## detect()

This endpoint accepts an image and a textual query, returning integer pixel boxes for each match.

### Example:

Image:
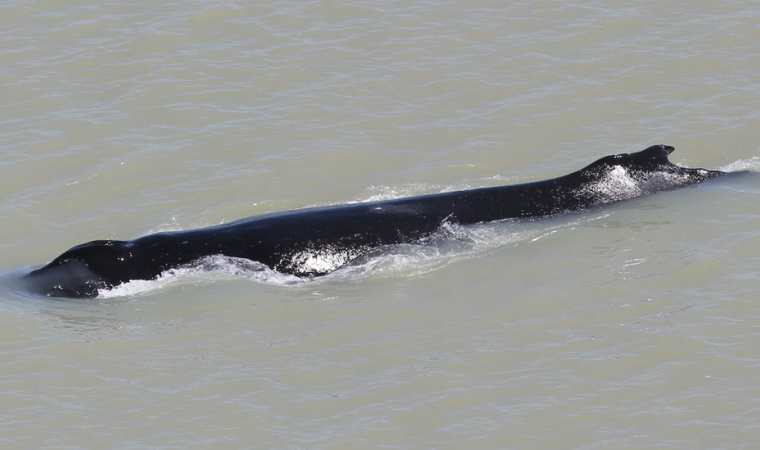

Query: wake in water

[719,156,760,173]
[99,213,603,299]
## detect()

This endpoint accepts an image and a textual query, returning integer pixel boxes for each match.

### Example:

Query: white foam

[587,166,643,202]
[95,214,602,299]
[279,245,362,275]
[720,157,760,172]
[575,166,711,206]
[350,177,512,203]
[351,184,442,203]
[97,255,303,299]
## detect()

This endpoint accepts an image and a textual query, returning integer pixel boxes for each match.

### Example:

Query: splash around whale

[22,145,725,299]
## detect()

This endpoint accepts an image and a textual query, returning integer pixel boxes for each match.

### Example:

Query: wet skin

[22,145,726,298]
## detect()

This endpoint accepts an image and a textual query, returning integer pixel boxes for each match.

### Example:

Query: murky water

[2,0,760,448]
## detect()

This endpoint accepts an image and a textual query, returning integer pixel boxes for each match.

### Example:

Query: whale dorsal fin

[629,144,675,165]
[581,144,677,174]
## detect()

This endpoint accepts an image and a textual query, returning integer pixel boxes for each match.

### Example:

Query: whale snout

[21,259,107,298]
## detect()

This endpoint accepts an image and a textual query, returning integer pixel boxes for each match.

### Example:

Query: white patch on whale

[577,166,710,206]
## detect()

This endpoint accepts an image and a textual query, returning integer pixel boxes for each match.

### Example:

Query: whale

[22,144,725,298]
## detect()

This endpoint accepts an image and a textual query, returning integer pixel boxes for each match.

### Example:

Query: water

[2,0,760,448]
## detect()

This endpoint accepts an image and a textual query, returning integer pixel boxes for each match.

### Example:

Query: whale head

[20,236,178,298]
[21,240,134,298]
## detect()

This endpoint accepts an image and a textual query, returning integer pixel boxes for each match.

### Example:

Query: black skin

[22,145,725,298]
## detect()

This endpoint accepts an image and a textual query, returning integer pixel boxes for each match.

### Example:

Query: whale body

[22,145,725,298]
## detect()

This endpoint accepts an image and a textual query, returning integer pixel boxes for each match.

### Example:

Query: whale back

[21,145,727,298]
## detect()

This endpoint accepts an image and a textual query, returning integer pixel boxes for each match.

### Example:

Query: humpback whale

[22,145,725,298]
